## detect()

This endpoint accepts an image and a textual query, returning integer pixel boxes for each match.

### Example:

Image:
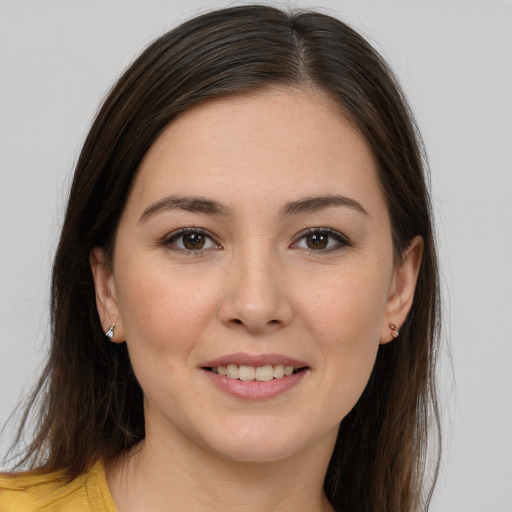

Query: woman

[0,5,440,511]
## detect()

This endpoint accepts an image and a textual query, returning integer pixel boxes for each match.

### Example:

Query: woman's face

[92,87,421,463]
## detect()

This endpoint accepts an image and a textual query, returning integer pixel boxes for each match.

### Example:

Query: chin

[210,439,305,464]
[196,417,335,464]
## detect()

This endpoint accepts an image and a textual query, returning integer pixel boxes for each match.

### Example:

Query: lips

[202,352,308,369]
[201,353,309,398]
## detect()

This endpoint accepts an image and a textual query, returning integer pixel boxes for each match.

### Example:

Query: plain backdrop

[1,1,511,510]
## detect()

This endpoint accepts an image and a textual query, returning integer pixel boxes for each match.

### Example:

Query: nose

[218,247,293,334]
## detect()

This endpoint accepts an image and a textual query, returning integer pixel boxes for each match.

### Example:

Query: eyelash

[162,227,352,254]
[291,228,352,253]
[162,228,221,255]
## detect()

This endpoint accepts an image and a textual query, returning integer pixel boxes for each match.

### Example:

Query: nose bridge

[220,238,292,332]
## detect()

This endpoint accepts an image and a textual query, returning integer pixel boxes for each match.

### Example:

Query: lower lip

[203,369,308,399]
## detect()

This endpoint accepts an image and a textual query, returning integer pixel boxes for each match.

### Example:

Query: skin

[91,87,422,512]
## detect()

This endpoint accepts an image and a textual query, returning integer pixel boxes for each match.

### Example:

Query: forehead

[127,87,385,218]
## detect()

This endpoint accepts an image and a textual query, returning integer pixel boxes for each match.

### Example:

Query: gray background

[1,1,511,510]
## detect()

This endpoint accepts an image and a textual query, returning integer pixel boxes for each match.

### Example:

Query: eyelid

[162,227,222,253]
[290,227,352,252]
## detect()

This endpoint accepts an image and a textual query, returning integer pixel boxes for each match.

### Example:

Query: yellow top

[0,460,118,512]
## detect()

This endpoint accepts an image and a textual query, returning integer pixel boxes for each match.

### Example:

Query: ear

[89,247,125,343]
[380,236,423,344]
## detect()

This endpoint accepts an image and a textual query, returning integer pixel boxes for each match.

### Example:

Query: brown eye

[292,229,350,252]
[305,233,329,250]
[183,232,206,250]
[165,229,219,252]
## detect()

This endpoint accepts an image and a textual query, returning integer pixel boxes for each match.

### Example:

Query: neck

[107,424,337,512]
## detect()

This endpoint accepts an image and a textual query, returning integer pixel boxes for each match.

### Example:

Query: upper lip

[201,352,309,368]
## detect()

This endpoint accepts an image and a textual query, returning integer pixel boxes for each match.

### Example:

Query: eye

[164,228,220,252]
[291,228,351,252]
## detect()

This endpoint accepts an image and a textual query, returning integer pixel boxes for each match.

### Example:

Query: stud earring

[105,324,116,340]
[389,322,400,339]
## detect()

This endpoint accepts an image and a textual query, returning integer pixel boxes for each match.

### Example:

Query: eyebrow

[139,195,233,222]
[281,195,369,217]
[139,193,369,223]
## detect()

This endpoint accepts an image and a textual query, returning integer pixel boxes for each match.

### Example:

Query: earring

[105,324,116,340]
[389,322,400,339]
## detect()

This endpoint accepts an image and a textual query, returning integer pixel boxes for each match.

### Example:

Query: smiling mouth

[204,364,306,382]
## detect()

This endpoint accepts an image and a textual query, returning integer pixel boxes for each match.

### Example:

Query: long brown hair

[6,6,441,511]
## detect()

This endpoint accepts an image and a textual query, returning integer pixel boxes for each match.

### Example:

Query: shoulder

[0,460,118,512]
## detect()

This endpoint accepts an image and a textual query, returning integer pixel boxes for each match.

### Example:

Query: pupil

[307,233,328,249]
[183,233,205,250]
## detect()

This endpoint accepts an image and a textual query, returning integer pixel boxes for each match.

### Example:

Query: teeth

[273,365,285,379]
[239,365,255,381]
[226,364,238,379]
[211,364,298,381]
[255,365,274,381]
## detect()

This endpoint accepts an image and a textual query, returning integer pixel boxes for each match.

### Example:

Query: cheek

[298,265,389,413]
[302,265,389,345]
[114,271,213,408]
[115,262,218,361]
